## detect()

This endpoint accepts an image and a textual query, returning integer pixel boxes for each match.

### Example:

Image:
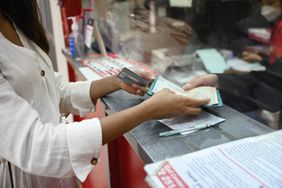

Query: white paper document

[196,49,229,73]
[152,76,185,95]
[145,130,282,188]
[169,0,193,7]
[227,58,266,72]
[79,67,102,81]
[160,111,225,135]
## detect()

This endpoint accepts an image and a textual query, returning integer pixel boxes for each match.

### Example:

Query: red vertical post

[107,136,149,188]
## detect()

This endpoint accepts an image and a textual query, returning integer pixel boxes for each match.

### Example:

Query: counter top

[103,90,273,163]
[64,52,273,164]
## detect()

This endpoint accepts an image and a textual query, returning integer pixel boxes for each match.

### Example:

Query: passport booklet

[147,76,223,108]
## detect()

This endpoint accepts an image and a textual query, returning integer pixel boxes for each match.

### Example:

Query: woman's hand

[119,71,155,96]
[100,88,209,144]
[182,74,218,91]
[143,89,209,119]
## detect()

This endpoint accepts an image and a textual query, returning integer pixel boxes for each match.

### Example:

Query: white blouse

[0,27,102,188]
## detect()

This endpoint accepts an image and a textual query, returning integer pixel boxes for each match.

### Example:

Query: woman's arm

[89,74,151,105]
[0,71,208,181]
[100,89,209,144]
[89,74,210,144]
[0,72,101,181]
[89,75,121,105]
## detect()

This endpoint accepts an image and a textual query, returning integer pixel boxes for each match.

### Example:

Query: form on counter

[145,130,282,188]
[159,111,225,135]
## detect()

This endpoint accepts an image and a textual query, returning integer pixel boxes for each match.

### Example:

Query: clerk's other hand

[144,89,209,119]
[242,51,263,62]
[183,74,218,91]
[119,71,155,96]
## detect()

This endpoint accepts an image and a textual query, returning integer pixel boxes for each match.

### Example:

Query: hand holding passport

[148,76,223,107]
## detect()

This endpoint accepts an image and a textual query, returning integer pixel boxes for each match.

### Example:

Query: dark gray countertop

[103,90,273,164]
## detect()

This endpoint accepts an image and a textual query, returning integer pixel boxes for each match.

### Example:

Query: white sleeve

[54,72,95,116]
[0,73,102,182]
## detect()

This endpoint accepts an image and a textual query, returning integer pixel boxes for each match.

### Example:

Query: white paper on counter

[145,130,282,188]
[159,111,225,135]
[79,67,102,81]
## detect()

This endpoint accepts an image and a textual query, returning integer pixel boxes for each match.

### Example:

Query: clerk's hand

[143,89,209,119]
[242,51,263,62]
[183,74,218,91]
[119,71,154,96]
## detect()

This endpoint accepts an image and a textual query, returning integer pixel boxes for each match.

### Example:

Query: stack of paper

[145,130,282,188]
[149,76,222,107]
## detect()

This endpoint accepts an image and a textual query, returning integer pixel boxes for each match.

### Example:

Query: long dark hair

[0,0,49,53]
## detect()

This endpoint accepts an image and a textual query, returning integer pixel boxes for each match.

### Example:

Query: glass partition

[92,0,282,128]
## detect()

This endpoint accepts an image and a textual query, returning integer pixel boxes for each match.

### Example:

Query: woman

[0,0,208,188]
[242,0,282,65]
